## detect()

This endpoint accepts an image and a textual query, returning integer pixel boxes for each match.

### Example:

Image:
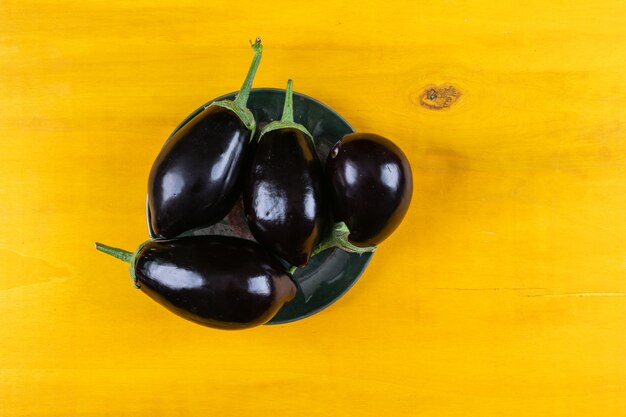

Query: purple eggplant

[95,236,296,330]
[148,39,263,239]
[243,80,329,267]
[326,133,413,247]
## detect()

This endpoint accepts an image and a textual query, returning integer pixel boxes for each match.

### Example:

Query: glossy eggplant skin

[244,128,329,267]
[326,133,413,247]
[133,235,296,330]
[148,105,251,239]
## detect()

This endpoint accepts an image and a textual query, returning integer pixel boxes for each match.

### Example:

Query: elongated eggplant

[326,133,413,247]
[243,80,329,267]
[95,236,296,329]
[148,39,263,239]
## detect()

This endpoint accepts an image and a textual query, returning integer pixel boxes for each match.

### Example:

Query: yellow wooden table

[2,1,625,415]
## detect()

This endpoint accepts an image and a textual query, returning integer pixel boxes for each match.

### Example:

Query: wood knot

[418,84,461,110]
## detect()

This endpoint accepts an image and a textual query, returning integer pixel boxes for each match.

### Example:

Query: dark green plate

[147,88,373,324]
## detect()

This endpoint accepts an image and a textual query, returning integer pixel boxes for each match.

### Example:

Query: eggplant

[148,39,263,239]
[243,80,329,267]
[95,236,296,329]
[326,133,413,247]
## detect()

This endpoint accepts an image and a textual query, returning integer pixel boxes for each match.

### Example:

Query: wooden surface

[1,1,626,416]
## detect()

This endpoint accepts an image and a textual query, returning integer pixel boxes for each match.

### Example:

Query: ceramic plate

[147,88,373,324]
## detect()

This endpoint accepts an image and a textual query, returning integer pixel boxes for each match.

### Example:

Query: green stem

[312,222,377,257]
[95,242,132,263]
[95,241,144,288]
[281,79,294,123]
[288,222,376,275]
[258,79,312,140]
[233,38,263,108]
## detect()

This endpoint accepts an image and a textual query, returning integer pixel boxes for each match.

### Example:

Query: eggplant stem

[233,37,263,108]
[281,79,295,123]
[257,79,312,141]
[287,265,298,275]
[95,242,132,263]
[311,222,377,257]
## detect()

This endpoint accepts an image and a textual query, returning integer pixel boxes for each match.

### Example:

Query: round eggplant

[326,133,413,247]
[95,236,296,330]
[148,39,263,239]
[243,80,329,267]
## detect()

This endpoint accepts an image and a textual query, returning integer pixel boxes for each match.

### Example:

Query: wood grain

[1,0,625,415]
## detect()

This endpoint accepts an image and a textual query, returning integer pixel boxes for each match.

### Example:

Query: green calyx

[259,79,312,140]
[95,241,150,288]
[208,37,263,134]
[288,222,376,276]
[311,222,377,257]
[210,101,256,133]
